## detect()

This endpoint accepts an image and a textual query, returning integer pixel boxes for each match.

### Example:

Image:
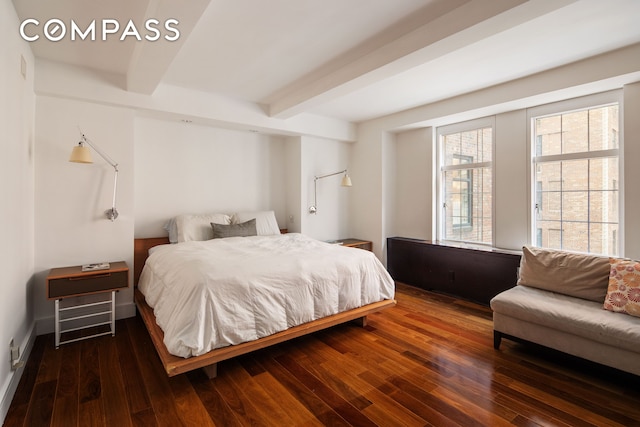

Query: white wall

[134,117,288,237]
[351,125,385,258]
[284,137,302,233]
[0,4,35,423]
[300,136,353,241]
[623,81,640,259]
[494,110,528,250]
[381,131,396,262]
[34,96,136,334]
[133,118,353,242]
[393,128,433,241]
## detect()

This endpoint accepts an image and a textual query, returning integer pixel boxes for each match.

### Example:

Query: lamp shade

[69,145,93,163]
[341,174,352,187]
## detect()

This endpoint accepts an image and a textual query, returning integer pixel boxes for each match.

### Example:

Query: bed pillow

[211,219,257,239]
[232,211,280,236]
[175,213,232,242]
[163,218,178,243]
[603,258,640,317]
[517,246,610,302]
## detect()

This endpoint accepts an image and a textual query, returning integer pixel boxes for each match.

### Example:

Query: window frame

[527,90,623,256]
[451,154,474,228]
[436,116,495,246]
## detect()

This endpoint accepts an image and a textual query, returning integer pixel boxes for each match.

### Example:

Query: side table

[336,238,372,251]
[46,261,129,348]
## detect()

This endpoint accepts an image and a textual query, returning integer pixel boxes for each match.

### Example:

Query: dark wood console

[387,237,521,305]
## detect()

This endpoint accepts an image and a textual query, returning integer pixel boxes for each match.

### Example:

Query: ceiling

[12,0,640,123]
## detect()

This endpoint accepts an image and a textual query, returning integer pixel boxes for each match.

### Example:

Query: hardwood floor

[5,283,640,426]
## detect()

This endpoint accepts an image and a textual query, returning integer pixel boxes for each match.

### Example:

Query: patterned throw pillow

[603,258,640,317]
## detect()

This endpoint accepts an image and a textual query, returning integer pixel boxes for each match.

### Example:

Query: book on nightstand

[81,262,111,272]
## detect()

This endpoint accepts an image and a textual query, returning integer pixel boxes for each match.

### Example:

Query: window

[531,97,620,256]
[438,119,493,245]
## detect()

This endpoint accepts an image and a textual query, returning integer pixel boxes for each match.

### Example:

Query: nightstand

[46,261,129,348]
[336,238,372,251]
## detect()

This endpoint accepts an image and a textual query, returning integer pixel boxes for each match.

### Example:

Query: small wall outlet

[10,338,25,370]
[289,215,294,224]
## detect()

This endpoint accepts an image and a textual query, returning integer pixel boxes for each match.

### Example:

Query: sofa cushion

[604,258,640,318]
[517,246,610,302]
[491,285,640,354]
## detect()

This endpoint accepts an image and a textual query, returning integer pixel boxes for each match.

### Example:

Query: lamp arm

[81,134,119,172]
[314,169,347,181]
[310,169,349,214]
[79,132,119,221]
[112,169,118,210]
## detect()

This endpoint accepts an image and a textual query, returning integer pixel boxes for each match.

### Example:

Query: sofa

[490,246,640,376]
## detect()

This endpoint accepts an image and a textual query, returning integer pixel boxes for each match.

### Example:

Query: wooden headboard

[134,237,169,286]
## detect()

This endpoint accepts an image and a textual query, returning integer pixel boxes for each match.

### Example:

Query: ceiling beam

[126,0,211,94]
[265,0,578,119]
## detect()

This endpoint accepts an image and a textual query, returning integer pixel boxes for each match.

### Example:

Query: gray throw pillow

[211,219,257,239]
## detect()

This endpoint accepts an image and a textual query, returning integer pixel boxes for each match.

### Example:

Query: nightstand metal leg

[110,290,116,336]
[54,299,60,349]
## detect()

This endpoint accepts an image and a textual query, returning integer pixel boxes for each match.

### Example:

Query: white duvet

[138,233,395,358]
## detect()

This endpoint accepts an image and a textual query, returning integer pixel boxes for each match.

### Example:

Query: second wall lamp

[69,130,120,221]
[309,169,352,214]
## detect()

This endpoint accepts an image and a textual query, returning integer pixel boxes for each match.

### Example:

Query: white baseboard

[0,323,36,425]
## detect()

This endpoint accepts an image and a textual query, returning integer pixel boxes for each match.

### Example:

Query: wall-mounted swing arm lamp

[69,131,120,221]
[309,169,352,214]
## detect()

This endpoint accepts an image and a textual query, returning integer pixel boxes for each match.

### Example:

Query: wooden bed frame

[133,237,396,378]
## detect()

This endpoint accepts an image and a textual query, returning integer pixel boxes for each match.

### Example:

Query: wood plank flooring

[4,283,640,426]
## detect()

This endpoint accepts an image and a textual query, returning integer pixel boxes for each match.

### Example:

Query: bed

[133,211,396,378]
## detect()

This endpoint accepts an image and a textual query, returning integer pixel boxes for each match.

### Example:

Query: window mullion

[534,149,618,163]
[442,161,492,171]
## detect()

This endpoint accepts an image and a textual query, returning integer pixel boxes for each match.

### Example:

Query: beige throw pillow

[517,246,610,302]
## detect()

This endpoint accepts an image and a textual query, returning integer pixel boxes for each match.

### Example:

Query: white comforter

[138,233,395,357]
